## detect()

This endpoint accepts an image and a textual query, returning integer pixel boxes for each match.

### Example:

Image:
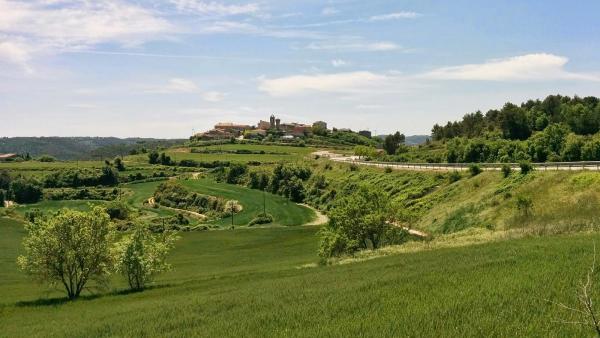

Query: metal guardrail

[336,159,600,171]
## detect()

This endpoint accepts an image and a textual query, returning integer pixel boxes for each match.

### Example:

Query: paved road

[313,151,600,172]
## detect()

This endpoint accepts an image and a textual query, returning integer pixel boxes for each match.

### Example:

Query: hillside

[0,137,185,160]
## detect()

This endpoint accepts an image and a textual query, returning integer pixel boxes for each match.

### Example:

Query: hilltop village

[194,115,330,140]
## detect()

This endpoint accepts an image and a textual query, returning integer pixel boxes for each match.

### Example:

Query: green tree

[148,151,160,164]
[561,133,585,161]
[0,189,5,207]
[319,185,400,259]
[114,224,177,291]
[17,207,116,299]
[383,132,406,155]
[114,157,126,171]
[9,178,43,204]
[354,145,377,159]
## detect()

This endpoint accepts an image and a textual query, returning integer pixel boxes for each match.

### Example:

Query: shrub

[501,164,512,178]
[0,189,5,207]
[17,207,116,299]
[448,171,462,183]
[105,200,131,220]
[114,157,126,171]
[248,213,274,226]
[24,208,44,223]
[516,196,533,216]
[38,155,56,162]
[519,161,534,175]
[469,164,482,177]
[349,163,359,171]
[384,167,393,173]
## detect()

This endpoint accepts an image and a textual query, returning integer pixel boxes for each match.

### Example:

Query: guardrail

[334,158,600,171]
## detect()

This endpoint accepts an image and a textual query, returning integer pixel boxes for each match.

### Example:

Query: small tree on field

[114,224,178,291]
[148,151,160,164]
[17,207,116,299]
[225,200,241,228]
[114,157,126,171]
[520,161,534,175]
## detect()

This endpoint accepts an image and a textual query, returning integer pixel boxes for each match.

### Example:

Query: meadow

[1,214,599,337]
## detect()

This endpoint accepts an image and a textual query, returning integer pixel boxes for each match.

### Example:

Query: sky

[1,0,600,138]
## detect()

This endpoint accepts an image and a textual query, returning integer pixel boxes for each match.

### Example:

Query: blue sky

[1,0,599,138]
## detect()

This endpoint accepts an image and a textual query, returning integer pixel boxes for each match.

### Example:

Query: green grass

[1,215,600,337]
[180,178,315,226]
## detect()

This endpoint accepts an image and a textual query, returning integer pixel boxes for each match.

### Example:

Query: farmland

[3,142,600,337]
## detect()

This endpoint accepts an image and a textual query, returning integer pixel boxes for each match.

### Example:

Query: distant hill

[404,135,430,145]
[376,135,430,146]
[0,137,185,160]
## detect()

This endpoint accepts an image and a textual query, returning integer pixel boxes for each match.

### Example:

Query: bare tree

[547,244,600,336]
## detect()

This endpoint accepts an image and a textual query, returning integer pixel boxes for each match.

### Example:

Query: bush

[349,163,359,172]
[105,200,131,220]
[248,213,274,226]
[519,161,534,175]
[384,167,393,173]
[24,208,44,223]
[501,164,512,178]
[516,196,533,216]
[38,155,56,162]
[0,189,5,207]
[469,164,482,177]
[448,171,462,183]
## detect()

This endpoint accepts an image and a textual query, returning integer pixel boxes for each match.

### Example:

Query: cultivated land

[3,143,600,336]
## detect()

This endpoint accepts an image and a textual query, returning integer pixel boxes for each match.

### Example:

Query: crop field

[1,214,599,337]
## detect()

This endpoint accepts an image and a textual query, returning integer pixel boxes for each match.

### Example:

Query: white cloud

[0,0,174,72]
[166,78,199,92]
[169,0,260,16]
[369,12,420,21]
[0,38,32,73]
[306,41,400,52]
[321,7,339,16]
[148,78,225,101]
[259,71,388,96]
[422,53,600,81]
[202,91,226,102]
[331,59,349,67]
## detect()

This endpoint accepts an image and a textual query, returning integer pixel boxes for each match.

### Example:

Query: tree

[17,207,116,299]
[0,189,5,207]
[354,145,377,159]
[100,165,119,186]
[114,224,177,291]
[0,170,11,190]
[319,185,401,259]
[148,151,160,164]
[383,132,406,155]
[224,200,241,228]
[159,152,172,166]
[114,157,126,171]
[9,178,43,204]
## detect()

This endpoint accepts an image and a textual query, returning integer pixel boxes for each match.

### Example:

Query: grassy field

[180,178,315,226]
[1,215,599,337]
[126,144,317,165]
